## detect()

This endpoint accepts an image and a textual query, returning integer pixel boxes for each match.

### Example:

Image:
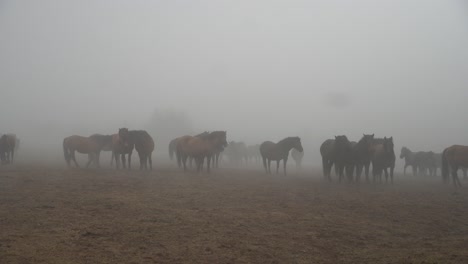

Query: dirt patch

[1,165,467,263]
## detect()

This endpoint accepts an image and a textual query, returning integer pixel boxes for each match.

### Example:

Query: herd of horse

[2,128,468,187]
[0,134,19,165]
[62,128,154,170]
[320,134,396,183]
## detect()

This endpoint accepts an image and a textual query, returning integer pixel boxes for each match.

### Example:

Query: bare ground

[1,165,468,264]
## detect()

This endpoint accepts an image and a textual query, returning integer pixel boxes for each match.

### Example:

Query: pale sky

[1,1,468,163]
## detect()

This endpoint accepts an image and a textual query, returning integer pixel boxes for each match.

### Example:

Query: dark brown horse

[63,134,111,168]
[111,133,134,169]
[370,137,395,183]
[351,134,375,182]
[119,128,155,170]
[0,134,16,164]
[176,131,227,173]
[441,145,468,187]
[260,137,303,175]
[320,136,353,182]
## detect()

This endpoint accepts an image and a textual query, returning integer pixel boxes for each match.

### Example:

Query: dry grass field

[1,165,468,263]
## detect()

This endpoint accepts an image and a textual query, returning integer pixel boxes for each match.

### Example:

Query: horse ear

[390,137,393,141]
[335,136,337,139]
[384,136,387,140]
[372,134,374,137]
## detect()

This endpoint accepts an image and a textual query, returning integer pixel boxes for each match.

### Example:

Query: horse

[119,128,155,170]
[400,147,437,177]
[170,132,211,168]
[400,147,418,176]
[440,145,468,187]
[63,134,111,168]
[415,151,437,176]
[433,152,466,178]
[111,133,134,169]
[348,134,375,182]
[98,134,115,166]
[176,131,227,173]
[291,148,304,171]
[210,145,224,169]
[0,134,16,164]
[260,137,303,175]
[370,137,395,183]
[320,136,353,182]
[247,144,261,164]
[225,141,249,166]
[168,137,179,161]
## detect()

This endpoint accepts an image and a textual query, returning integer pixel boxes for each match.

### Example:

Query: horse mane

[207,131,226,139]
[277,137,299,146]
[194,131,209,137]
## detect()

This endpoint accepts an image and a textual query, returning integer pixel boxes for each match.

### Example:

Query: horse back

[178,136,207,156]
[63,135,96,153]
[260,141,285,160]
[445,145,468,167]
[134,131,154,154]
[319,139,334,159]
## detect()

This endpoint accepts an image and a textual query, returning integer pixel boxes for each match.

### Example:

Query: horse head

[383,137,394,154]
[210,131,227,148]
[118,128,130,147]
[334,135,352,154]
[400,146,409,159]
[292,137,303,152]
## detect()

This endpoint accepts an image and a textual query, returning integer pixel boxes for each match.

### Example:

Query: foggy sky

[1,1,468,164]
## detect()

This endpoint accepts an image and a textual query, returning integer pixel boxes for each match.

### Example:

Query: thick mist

[1,1,468,166]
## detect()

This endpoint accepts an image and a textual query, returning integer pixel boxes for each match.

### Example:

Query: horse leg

[128,153,132,169]
[384,168,388,183]
[276,160,280,174]
[86,153,94,168]
[268,159,272,174]
[207,155,212,173]
[72,151,79,168]
[403,164,407,176]
[121,154,127,169]
[262,157,267,173]
[356,164,363,182]
[115,153,120,169]
[451,165,460,187]
[283,158,288,176]
[139,153,143,170]
[364,163,370,182]
[182,155,188,172]
[96,152,101,168]
[149,153,153,170]
[322,158,328,179]
[390,166,394,184]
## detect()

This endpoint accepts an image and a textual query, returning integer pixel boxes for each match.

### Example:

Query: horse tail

[63,139,71,166]
[441,148,449,183]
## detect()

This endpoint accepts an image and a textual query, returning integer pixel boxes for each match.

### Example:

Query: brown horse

[320,136,353,182]
[168,137,179,161]
[119,128,155,170]
[441,145,468,187]
[260,137,303,175]
[370,137,395,183]
[63,134,111,168]
[0,134,17,164]
[176,131,227,173]
[111,133,134,169]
